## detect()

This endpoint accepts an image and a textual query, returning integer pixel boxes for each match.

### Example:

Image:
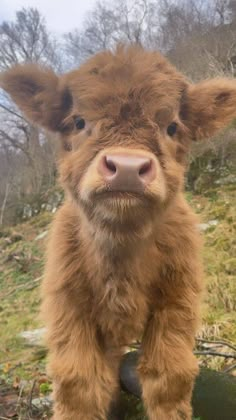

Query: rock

[23,204,33,219]
[215,174,236,185]
[32,395,52,409]
[31,393,126,419]
[198,220,218,231]
[35,230,48,241]
[19,328,46,346]
[120,351,236,420]
[41,191,63,213]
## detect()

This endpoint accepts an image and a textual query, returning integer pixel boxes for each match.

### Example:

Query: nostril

[139,160,152,177]
[105,156,117,174]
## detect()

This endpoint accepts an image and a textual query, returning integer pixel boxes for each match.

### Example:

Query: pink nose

[98,153,156,192]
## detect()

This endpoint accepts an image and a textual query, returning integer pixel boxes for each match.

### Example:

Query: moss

[40,381,53,395]
[120,392,147,419]
[29,211,53,228]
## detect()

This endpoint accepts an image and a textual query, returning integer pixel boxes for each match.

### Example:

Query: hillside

[0,184,235,419]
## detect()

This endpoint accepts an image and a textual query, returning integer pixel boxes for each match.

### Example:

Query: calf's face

[57,49,189,232]
[1,46,236,236]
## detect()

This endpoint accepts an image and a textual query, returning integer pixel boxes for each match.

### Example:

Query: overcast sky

[0,0,97,34]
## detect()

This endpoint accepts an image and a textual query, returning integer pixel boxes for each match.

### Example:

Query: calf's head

[1,46,236,238]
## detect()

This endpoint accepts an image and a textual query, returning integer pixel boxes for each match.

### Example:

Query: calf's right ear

[0,64,72,132]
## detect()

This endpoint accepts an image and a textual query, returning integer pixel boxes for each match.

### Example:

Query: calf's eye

[75,116,86,130]
[167,122,178,137]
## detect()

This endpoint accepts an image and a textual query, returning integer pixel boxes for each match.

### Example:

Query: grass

[0,216,50,405]
[191,186,236,345]
[0,184,235,418]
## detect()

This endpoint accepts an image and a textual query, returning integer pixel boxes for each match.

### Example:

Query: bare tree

[0,178,11,226]
[0,8,61,70]
[0,8,62,225]
[63,0,161,66]
[215,0,231,25]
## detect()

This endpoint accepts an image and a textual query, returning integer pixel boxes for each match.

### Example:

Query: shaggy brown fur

[2,45,236,420]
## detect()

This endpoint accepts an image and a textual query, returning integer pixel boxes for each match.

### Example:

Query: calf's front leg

[47,323,120,420]
[138,297,199,420]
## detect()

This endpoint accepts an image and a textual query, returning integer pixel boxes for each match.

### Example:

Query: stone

[198,220,218,231]
[35,231,48,241]
[19,328,46,346]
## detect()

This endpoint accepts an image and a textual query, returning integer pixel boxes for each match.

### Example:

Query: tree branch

[0,103,26,121]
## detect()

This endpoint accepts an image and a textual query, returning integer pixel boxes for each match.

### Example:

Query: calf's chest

[91,267,152,345]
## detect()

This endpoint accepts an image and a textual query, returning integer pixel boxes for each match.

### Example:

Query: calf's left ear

[181,79,236,141]
[0,64,72,132]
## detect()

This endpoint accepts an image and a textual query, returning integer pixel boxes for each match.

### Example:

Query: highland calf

[2,46,236,420]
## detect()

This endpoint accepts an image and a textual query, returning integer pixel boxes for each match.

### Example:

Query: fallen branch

[127,339,236,358]
[16,382,25,413]
[196,338,236,352]
[28,379,37,418]
[194,351,236,358]
[0,103,26,121]
[224,363,236,373]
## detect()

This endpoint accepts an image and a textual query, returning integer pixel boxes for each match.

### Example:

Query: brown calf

[1,45,236,420]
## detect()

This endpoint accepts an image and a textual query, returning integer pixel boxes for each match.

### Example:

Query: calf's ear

[181,79,236,140]
[0,64,72,132]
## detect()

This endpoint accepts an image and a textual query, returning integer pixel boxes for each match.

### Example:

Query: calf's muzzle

[98,153,156,193]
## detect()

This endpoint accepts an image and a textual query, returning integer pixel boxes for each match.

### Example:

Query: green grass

[0,215,50,389]
[190,186,236,344]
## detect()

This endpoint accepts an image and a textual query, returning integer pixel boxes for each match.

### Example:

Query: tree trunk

[0,181,10,226]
